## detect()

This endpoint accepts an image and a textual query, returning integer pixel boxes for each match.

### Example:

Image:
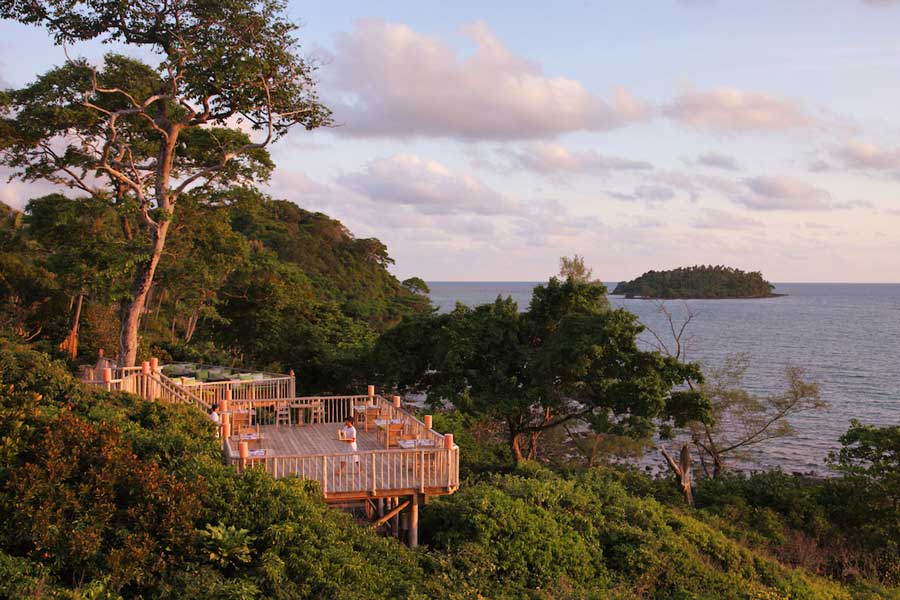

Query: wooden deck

[224,423,459,502]
[226,422,386,457]
[79,357,460,507]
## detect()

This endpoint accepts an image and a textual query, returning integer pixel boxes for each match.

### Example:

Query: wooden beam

[372,499,410,528]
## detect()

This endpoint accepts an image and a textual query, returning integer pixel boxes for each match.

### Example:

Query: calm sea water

[427,282,900,474]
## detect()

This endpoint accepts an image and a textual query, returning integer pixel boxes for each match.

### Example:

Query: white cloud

[494,142,653,175]
[663,87,819,133]
[338,154,517,216]
[736,176,834,210]
[808,159,832,173]
[607,184,676,203]
[833,140,900,170]
[693,208,763,230]
[324,19,651,140]
[694,151,741,171]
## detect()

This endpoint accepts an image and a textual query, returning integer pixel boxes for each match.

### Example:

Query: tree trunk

[661,444,694,507]
[510,431,524,463]
[69,290,84,360]
[117,220,170,367]
[184,304,200,343]
[526,430,541,460]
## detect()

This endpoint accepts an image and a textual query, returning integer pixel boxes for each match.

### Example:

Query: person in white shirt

[337,417,361,475]
[209,404,221,437]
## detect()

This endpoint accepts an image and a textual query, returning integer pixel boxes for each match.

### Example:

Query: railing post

[102,367,112,392]
[239,440,249,473]
[150,356,159,373]
[141,361,150,400]
[372,453,377,495]
[424,415,433,430]
[420,450,426,493]
[367,385,375,404]
[444,434,454,487]
[322,455,328,495]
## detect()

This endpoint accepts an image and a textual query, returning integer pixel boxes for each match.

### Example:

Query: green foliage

[374,277,706,463]
[2,185,430,390]
[613,265,775,299]
[0,339,895,598]
[423,464,861,599]
[199,523,256,569]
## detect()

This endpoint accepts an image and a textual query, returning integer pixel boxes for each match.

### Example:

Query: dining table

[396,438,436,449]
[374,418,403,447]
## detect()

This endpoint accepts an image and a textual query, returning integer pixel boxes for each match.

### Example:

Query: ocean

[427,282,900,474]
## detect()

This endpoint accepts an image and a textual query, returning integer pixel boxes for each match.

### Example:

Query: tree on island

[614,265,776,299]
[0,0,331,367]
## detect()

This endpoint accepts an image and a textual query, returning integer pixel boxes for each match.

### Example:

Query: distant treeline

[613,265,776,299]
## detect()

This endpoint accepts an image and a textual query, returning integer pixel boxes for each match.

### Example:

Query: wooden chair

[385,423,403,448]
[308,402,325,424]
[364,406,380,432]
[231,409,252,431]
[275,404,291,427]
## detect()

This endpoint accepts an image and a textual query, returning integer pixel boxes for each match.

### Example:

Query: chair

[275,404,291,427]
[308,402,325,424]
[231,409,252,431]
[385,423,403,448]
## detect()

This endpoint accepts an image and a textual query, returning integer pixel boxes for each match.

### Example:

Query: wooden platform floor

[223,423,458,501]
[226,423,389,458]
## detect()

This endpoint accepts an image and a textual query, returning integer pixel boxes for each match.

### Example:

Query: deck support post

[390,497,399,537]
[409,494,419,547]
[399,507,408,542]
[377,498,384,517]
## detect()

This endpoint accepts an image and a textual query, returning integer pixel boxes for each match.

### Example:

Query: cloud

[663,87,819,133]
[693,208,763,230]
[808,159,832,173]
[494,142,653,175]
[338,154,518,216]
[833,140,900,170]
[736,176,834,210]
[607,184,676,203]
[694,151,740,171]
[324,19,652,140]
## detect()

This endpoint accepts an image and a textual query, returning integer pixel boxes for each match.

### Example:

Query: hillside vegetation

[0,190,429,392]
[1,338,896,599]
[613,266,776,299]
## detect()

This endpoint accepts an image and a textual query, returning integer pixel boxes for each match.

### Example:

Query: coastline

[613,293,788,300]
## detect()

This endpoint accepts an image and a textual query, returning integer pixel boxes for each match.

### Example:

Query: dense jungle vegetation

[0,193,430,392]
[0,338,898,599]
[613,266,777,299]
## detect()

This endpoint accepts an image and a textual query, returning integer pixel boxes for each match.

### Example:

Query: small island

[612,265,780,299]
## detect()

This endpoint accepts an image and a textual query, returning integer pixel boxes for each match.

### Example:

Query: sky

[2,1,900,282]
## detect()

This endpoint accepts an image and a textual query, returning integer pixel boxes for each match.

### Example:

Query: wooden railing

[179,375,294,407]
[229,445,460,496]
[81,368,209,411]
[225,394,444,446]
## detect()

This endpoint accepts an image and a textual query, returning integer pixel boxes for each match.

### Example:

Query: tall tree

[0,0,331,366]
[375,277,707,463]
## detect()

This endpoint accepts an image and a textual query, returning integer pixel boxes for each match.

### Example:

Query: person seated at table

[337,417,361,475]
